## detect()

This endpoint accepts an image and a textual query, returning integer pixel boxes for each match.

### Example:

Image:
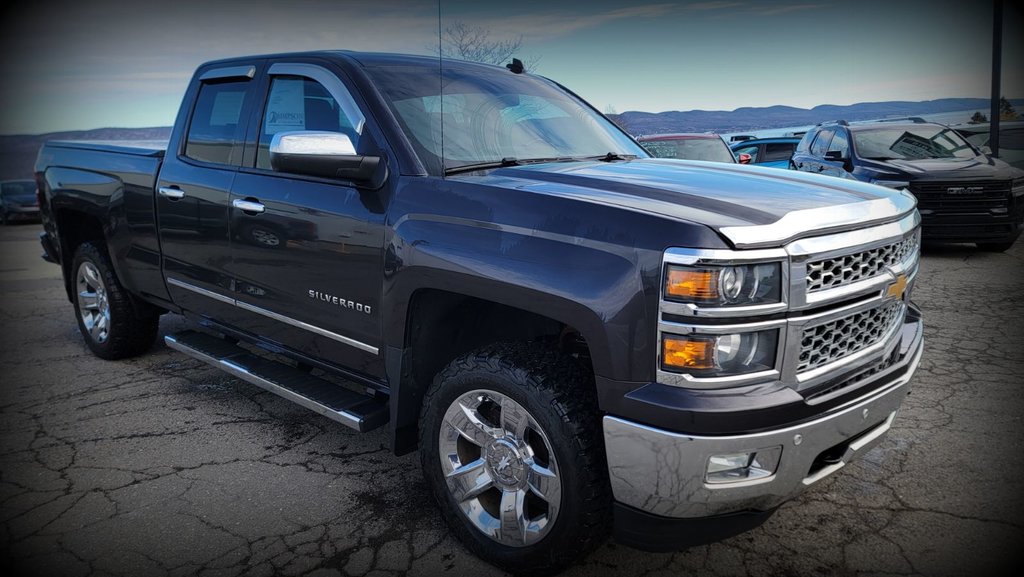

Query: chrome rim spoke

[447,400,501,447]
[90,314,106,340]
[83,263,101,287]
[446,458,493,502]
[78,291,100,310]
[499,488,528,546]
[526,462,560,504]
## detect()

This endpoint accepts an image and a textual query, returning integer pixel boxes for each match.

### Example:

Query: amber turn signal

[665,268,718,301]
[662,336,716,370]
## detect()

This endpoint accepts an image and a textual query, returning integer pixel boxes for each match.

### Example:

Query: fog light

[705,446,782,484]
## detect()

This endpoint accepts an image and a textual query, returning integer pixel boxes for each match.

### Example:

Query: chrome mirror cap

[269,131,357,156]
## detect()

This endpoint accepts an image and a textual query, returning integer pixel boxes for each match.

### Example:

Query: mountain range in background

[2,98,1021,181]
[608,97,1023,136]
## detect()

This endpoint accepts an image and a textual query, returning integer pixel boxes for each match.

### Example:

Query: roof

[729,137,801,146]
[199,50,514,74]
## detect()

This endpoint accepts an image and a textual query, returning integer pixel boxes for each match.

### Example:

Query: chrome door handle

[158,186,186,200]
[232,198,265,214]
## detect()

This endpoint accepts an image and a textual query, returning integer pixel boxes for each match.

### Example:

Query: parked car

[730,137,801,169]
[638,133,749,164]
[952,121,1024,170]
[0,179,40,224]
[791,118,1024,251]
[37,51,924,574]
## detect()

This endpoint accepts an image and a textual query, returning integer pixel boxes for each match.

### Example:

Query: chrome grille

[798,301,904,373]
[806,234,918,292]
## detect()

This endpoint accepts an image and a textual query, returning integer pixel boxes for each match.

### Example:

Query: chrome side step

[165,330,388,433]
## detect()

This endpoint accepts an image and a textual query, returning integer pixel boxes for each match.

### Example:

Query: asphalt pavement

[1,221,1022,577]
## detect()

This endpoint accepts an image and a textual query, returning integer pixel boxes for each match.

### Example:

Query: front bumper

[604,323,922,527]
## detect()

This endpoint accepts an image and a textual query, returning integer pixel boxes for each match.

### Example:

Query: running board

[165,330,388,433]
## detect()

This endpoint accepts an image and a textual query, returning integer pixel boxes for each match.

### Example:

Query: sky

[0,0,1020,134]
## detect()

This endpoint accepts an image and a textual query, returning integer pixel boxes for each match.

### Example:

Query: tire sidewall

[70,242,159,360]
[420,353,603,573]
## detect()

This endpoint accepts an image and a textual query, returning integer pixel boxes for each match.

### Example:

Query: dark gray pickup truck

[36,51,924,574]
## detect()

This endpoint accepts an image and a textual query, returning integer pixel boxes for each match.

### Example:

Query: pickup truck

[36,51,924,574]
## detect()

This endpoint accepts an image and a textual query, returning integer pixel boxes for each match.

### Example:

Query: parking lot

[1,221,1022,577]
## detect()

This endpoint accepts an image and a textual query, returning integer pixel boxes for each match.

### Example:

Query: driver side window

[256,76,364,169]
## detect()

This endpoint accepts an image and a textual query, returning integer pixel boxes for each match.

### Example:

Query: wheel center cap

[485,439,525,487]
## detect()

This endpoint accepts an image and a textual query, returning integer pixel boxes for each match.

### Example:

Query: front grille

[804,345,901,402]
[798,300,904,373]
[911,181,1011,214]
[806,233,918,292]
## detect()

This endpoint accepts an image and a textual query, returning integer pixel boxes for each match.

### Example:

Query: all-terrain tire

[419,341,610,575]
[71,242,159,359]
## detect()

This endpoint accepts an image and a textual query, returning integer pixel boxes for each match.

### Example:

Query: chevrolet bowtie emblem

[886,274,908,300]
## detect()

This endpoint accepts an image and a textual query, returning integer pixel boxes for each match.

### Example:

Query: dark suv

[791,119,1024,251]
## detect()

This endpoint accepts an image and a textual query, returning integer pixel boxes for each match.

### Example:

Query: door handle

[232,198,265,214]
[158,186,186,200]
[816,165,825,172]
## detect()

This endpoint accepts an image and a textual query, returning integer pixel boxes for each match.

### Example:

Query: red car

[637,133,750,164]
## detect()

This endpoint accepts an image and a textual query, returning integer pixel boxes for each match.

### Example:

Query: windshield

[366,63,646,175]
[852,126,978,160]
[641,137,735,163]
[1,180,36,200]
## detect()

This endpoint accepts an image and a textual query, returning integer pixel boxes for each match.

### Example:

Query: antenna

[506,58,524,74]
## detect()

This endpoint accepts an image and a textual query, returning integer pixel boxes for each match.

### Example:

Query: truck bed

[35,139,170,305]
[44,139,167,157]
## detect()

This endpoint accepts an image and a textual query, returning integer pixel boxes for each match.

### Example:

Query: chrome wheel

[439,389,561,547]
[76,261,110,344]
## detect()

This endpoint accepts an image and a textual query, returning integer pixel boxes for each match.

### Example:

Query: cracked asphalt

[1,222,1023,577]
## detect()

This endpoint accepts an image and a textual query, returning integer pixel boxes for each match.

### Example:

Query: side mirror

[980,145,992,155]
[270,131,384,185]
[738,153,752,164]
[823,150,847,162]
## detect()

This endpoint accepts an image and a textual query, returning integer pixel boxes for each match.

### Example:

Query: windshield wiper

[444,157,575,176]
[579,152,636,162]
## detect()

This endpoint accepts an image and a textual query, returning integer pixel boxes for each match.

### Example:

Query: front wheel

[419,342,610,575]
[71,242,159,359]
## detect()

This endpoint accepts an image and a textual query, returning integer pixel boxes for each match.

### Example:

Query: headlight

[664,263,781,306]
[1012,177,1024,196]
[870,179,910,190]
[662,329,778,376]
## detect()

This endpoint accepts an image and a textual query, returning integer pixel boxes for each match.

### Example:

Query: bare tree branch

[434,21,541,72]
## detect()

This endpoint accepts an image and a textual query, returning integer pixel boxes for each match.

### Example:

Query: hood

[869,154,1020,180]
[455,158,917,248]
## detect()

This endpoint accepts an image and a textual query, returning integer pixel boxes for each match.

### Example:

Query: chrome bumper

[603,336,922,519]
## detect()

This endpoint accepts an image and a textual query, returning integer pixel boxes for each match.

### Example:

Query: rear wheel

[71,242,159,359]
[420,342,610,575]
[977,240,1016,252]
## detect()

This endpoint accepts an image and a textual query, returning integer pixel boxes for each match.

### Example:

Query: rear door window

[810,129,834,158]
[763,142,795,162]
[185,80,253,166]
[827,130,850,157]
